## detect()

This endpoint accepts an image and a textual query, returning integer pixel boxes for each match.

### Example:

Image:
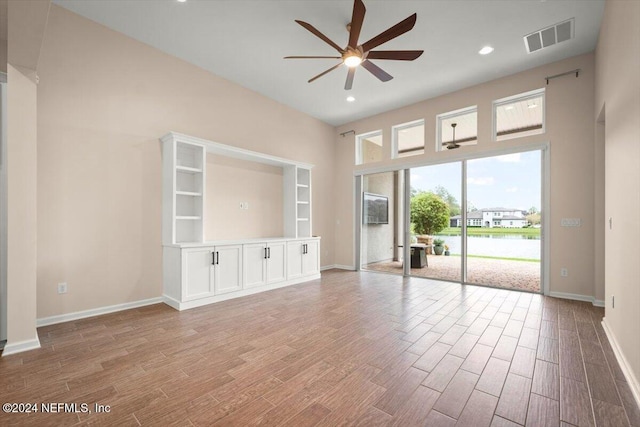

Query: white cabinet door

[287,241,304,279]
[214,244,243,294]
[303,240,320,276]
[266,241,287,284]
[182,247,214,301]
[244,243,267,289]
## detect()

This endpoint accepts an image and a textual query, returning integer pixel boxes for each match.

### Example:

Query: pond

[434,233,541,260]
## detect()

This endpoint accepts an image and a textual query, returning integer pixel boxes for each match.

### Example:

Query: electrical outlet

[57,282,68,294]
[560,268,568,277]
[244,202,249,210]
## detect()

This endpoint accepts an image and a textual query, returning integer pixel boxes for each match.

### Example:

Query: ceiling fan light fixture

[288,0,422,88]
[344,55,362,68]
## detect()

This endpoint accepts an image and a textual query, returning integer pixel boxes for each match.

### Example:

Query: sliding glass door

[358,148,544,293]
[408,163,462,282]
[359,171,405,274]
[465,151,542,292]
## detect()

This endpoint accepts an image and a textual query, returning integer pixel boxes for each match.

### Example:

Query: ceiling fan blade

[361,60,393,82]
[295,20,344,53]
[366,50,424,61]
[348,0,366,49]
[345,67,356,90]
[361,13,417,53]
[284,56,342,59]
[308,62,344,83]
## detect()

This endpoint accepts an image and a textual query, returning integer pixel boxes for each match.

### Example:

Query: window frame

[391,119,425,159]
[492,88,546,142]
[435,105,478,152]
[355,129,383,166]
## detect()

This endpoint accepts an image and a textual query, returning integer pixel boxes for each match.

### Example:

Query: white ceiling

[53,0,605,126]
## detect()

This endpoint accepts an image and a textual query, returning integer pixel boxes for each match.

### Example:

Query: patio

[364,254,541,293]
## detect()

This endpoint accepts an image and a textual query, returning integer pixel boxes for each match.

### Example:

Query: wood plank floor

[1,270,639,426]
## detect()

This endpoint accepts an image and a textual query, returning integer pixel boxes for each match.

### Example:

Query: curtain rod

[340,130,355,137]
[545,68,580,85]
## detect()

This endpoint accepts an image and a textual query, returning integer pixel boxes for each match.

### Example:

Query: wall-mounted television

[363,192,389,225]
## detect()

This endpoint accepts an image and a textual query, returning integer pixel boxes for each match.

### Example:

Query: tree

[527,206,539,215]
[410,192,450,235]
[526,212,541,226]
[433,185,461,217]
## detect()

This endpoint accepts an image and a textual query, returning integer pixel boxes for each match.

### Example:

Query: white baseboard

[320,264,356,271]
[2,337,41,357]
[334,264,356,270]
[165,274,322,311]
[601,317,640,410]
[548,291,604,307]
[36,297,164,327]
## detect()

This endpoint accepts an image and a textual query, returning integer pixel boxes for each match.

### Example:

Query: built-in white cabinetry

[164,237,320,311]
[162,136,206,245]
[161,128,321,311]
[243,241,287,289]
[212,245,243,295]
[182,247,214,301]
[284,166,313,239]
[173,244,243,302]
[287,239,320,280]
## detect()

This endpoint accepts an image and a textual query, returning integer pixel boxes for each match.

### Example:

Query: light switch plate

[561,218,581,227]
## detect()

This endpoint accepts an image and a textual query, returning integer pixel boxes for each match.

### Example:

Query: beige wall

[335,53,598,299]
[595,0,640,400]
[35,5,335,318]
[362,172,395,264]
[3,0,50,353]
[205,155,283,240]
[6,64,38,346]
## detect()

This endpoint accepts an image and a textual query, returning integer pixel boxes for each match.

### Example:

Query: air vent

[524,18,574,53]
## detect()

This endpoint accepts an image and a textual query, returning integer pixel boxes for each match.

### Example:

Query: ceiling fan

[446,123,460,150]
[285,0,423,90]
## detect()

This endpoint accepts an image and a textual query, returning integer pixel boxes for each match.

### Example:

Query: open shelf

[176,142,204,170]
[176,191,202,197]
[164,132,314,245]
[176,165,202,173]
[163,136,206,245]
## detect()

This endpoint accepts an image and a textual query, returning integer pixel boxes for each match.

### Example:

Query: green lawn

[437,227,540,237]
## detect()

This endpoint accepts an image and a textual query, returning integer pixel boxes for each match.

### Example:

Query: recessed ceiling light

[505,105,515,111]
[177,0,187,3]
[478,46,494,55]
[528,103,538,109]
[346,96,355,102]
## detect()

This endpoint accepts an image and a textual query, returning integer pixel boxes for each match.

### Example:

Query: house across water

[450,207,528,228]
